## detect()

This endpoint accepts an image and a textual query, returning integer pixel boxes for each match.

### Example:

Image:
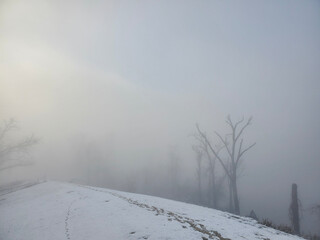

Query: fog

[0,0,319,235]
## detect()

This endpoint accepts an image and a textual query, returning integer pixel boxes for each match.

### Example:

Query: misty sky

[0,0,319,234]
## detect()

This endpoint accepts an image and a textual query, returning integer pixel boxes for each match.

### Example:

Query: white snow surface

[0,181,304,240]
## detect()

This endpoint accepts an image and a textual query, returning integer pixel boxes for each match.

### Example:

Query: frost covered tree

[0,119,38,172]
[196,116,256,215]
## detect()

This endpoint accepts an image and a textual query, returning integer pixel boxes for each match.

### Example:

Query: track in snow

[79,185,231,240]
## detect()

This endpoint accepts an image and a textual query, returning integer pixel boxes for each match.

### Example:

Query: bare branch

[214,131,232,158]
[236,139,244,166]
[196,124,231,178]
[192,132,208,153]
[235,117,252,142]
[0,161,33,172]
[0,135,38,159]
[0,119,38,173]
[238,142,256,161]
[234,117,244,132]
[192,145,203,157]
[0,119,17,142]
[225,115,234,130]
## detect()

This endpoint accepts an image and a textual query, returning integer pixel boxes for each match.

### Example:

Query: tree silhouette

[0,119,38,172]
[196,116,256,215]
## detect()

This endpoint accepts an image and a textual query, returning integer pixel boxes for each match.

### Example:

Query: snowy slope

[0,182,304,240]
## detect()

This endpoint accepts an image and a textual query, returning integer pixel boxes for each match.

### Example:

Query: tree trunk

[208,159,217,209]
[207,177,213,208]
[198,171,202,204]
[291,183,300,235]
[232,177,240,215]
[212,173,217,208]
[228,178,234,213]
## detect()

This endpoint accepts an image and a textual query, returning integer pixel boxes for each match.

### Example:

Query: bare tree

[0,119,38,172]
[168,146,181,199]
[193,132,224,209]
[192,145,204,204]
[311,204,320,220]
[196,116,256,215]
[310,204,320,228]
[227,162,234,213]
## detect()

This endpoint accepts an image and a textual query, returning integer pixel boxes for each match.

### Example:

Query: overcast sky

[1,0,319,234]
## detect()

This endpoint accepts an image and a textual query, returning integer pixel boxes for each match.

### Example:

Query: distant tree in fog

[73,139,107,186]
[196,116,256,215]
[192,145,204,204]
[309,204,320,231]
[0,119,38,172]
[168,146,181,199]
[311,204,320,220]
[226,162,234,213]
[193,132,224,209]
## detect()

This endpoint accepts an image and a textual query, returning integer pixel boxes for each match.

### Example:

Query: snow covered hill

[0,181,304,240]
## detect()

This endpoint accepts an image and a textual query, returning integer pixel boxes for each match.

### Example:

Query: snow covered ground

[0,181,304,240]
